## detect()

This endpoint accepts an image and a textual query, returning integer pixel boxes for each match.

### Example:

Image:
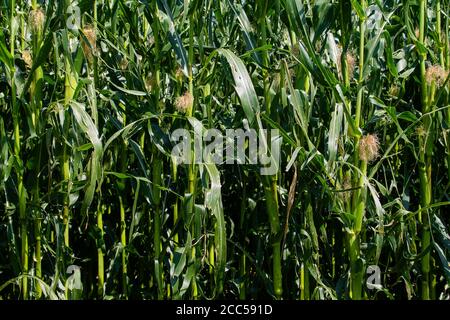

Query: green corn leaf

[157,0,189,77]
[217,48,259,125]
[203,163,227,297]
[70,102,103,215]
[227,0,262,65]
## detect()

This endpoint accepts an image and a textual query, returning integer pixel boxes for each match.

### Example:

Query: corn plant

[1,0,450,301]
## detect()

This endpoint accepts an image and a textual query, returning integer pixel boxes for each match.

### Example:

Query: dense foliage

[1,0,450,300]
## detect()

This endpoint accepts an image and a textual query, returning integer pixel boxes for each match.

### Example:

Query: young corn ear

[29,8,45,34]
[358,134,380,162]
[175,91,194,113]
[81,26,97,64]
[425,64,448,87]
